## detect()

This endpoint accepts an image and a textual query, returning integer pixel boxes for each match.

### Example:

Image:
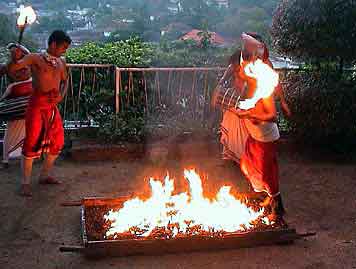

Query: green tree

[65,37,153,66]
[271,0,356,149]
[271,0,356,66]
[197,22,212,50]
[0,14,17,46]
[31,13,73,33]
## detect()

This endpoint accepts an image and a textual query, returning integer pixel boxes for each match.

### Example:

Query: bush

[64,37,151,144]
[283,70,356,150]
[65,37,153,67]
[151,40,233,67]
[271,0,356,65]
[76,86,145,143]
[93,108,145,144]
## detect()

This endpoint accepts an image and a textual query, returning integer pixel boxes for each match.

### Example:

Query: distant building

[180,29,226,46]
[69,30,104,46]
[168,0,180,14]
[207,0,229,8]
[270,56,300,69]
[161,22,192,40]
[67,9,89,18]
[0,2,13,14]
[32,32,49,50]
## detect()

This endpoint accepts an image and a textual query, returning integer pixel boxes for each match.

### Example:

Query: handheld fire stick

[18,17,28,44]
[16,6,36,44]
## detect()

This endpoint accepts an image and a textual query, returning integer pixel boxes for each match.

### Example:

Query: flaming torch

[17,5,37,44]
[238,33,279,110]
[238,59,279,110]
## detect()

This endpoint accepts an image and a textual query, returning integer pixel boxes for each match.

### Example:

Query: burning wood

[83,170,276,241]
[60,175,315,258]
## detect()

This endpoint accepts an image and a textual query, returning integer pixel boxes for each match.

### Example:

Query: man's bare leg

[2,129,9,169]
[39,154,61,184]
[21,157,34,196]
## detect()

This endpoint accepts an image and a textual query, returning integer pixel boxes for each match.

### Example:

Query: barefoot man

[0,43,32,169]
[234,33,284,221]
[7,30,71,196]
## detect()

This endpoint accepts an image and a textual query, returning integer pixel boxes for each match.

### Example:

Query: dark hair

[229,49,241,66]
[7,43,17,50]
[48,30,72,46]
[245,32,264,43]
[241,50,254,62]
[262,46,269,61]
[244,32,270,61]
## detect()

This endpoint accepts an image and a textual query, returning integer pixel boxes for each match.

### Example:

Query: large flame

[17,5,37,26]
[105,170,268,239]
[239,59,279,110]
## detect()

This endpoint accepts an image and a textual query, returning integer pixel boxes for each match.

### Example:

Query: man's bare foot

[267,212,278,223]
[20,184,32,197]
[246,191,266,200]
[39,176,62,185]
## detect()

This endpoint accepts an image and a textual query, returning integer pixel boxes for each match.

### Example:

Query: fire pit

[60,170,314,258]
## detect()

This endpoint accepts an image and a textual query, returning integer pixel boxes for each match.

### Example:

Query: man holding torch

[7,30,72,196]
[232,33,284,221]
[0,43,33,169]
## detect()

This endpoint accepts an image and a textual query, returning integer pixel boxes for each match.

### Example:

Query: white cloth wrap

[244,120,280,143]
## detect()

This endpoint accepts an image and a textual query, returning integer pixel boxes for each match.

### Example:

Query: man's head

[241,33,258,62]
[6,43,31,80]
[245,32,263,43]
[244,32,268,61]
[48,30,72,57]
[7,43,30,62]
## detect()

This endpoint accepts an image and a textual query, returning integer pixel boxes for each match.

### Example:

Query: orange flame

[239,59,279,110]
[17,5,37,26]
[105,170,269,239]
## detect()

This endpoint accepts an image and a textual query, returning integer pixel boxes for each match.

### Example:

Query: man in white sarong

[236,33,284,220]
[0,43,32,168]
[220,56,249,163]
[217,33,291,164]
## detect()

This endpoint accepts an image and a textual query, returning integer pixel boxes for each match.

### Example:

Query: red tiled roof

[180,29,225,44]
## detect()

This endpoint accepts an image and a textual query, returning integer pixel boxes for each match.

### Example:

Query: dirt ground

[0,143,356,269]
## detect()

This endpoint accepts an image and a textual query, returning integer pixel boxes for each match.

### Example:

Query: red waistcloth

[22,91,64,159]
[7,80,33,98]
[240,136,279,197]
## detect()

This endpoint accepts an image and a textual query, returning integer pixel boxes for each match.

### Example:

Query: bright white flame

[17,5,37,26]
[239,59,279,110]
[105,170,268,239]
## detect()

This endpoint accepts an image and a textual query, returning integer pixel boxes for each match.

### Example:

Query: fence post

[115,67,120,114]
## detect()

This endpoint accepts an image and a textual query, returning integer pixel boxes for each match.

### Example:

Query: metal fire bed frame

[59,197,315,258]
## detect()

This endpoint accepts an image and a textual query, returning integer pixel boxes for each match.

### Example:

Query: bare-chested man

[232,34,284,221]
[7,30,71,196]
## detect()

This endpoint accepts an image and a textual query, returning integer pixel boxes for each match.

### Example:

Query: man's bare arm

[59,78,68,100]
[59,58,69,98]
[237,96,277,122]
[0,64,7,77]
[7,54,34,74]
[275,84,291,118]
[269,60,292,118]
[0,84,14,101]
[0,65,9,101]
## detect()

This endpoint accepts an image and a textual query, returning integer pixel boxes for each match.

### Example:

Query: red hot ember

[104,170,271,239]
